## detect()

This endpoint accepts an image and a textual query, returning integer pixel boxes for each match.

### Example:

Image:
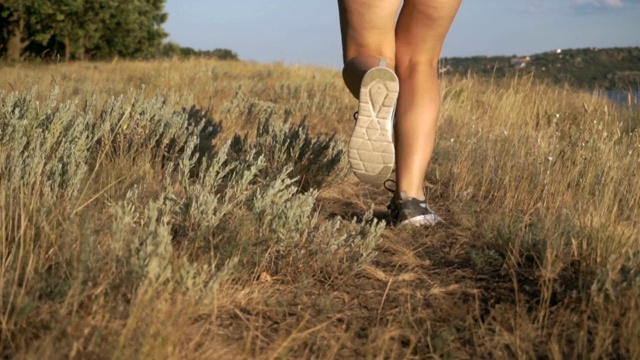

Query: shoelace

[384,179,399,213]
[383,179,430,203]
[383,179,397,194]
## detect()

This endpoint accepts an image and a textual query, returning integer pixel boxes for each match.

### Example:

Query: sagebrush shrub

[229,119,346,191]
[0,85,380,357]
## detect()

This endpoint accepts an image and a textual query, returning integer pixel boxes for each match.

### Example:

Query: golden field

[0,58,639,359]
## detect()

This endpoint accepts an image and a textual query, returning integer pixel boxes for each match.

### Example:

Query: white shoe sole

[398,214,440,228]
[348,65,399,185]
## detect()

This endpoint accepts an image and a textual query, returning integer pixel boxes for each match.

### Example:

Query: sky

[164,0,640,69]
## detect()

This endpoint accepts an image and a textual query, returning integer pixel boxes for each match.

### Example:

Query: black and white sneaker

[387,191,441,227]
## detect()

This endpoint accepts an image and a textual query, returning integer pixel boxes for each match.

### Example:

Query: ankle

[397,190,425,201]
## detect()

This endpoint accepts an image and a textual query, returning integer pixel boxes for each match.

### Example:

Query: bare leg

[338,0,402,99]
[339,0,404,184]
[393,0,462,200]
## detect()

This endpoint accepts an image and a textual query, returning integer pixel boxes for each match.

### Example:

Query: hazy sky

[164,0,640,68]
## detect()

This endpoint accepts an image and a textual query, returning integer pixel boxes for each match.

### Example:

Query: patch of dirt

[207,175,593,358]
[305,176,585,357]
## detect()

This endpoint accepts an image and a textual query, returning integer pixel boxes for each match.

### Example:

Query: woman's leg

[338,0,402,99]
[339,0,404,184]
[393,0,462,199]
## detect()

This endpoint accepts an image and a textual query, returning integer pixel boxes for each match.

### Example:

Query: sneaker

[348,58,399,185]
[387,191,441,227]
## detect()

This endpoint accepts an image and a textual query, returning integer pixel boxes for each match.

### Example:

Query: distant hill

[441,47,640,90]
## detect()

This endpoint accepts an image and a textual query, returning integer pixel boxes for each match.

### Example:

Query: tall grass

[0,59,638,358]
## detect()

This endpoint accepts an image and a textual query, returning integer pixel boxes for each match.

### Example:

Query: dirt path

[276,177,546,358]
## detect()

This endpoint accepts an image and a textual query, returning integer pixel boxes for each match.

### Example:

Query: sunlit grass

[0,58,639,359]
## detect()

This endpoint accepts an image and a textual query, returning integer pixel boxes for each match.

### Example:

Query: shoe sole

[348,66,399,185]
[398,214,440,228]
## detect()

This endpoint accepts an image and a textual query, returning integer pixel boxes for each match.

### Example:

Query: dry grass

[1,58,639,359]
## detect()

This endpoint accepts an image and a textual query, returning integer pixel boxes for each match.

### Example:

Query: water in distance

[604,90,640,108]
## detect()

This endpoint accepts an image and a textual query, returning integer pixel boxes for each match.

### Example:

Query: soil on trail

[319,181,481,356]
[223,176,565,358]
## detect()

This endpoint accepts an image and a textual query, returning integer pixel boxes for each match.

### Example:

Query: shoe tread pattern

[348,66,399,185]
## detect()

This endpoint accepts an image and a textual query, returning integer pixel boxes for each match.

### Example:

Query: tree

[0,0,47,60]
[45,0,88,61]
[159,41,181,58]
[91,0,168,59]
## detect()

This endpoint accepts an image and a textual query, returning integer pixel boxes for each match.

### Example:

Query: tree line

[0,0,238,61]
[442,47,640,90]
